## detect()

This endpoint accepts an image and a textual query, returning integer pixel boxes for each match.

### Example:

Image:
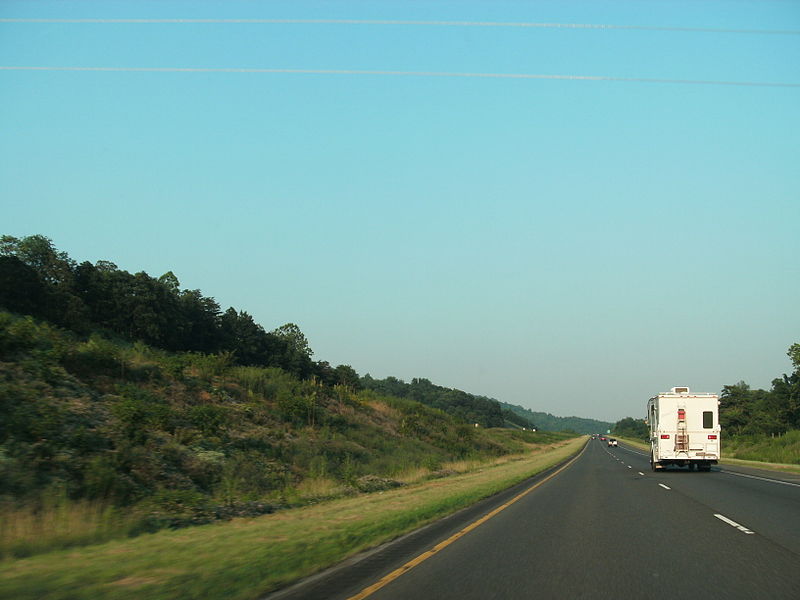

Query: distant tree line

[719,344,800,436]
[500,402,612,434]
[502,409,537,430]
[612,417,649,440]
[0,235,360,386]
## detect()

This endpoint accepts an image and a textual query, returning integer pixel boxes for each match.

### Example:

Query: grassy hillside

[0,437,584,600]
[0,311,571,558]
[361,375,536,429]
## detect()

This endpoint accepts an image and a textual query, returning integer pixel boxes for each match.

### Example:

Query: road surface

[267,439,800,600]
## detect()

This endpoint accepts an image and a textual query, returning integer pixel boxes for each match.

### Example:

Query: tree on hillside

[219,308,270,365]
[719,381,755,436]
[267,323,315,378]
[177,289,222,353]
[0,234,74,286]
[612,417,648,440]
[272,323,312,358]
[0,256,47,316]
[771,344,800,430]
[334,364,362,389]
[1,235,89,331]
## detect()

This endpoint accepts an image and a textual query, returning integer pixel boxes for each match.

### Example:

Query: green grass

[717,456,800,474]
[721,430,800,466]
[0,437,584,600]
[613,436,648,451]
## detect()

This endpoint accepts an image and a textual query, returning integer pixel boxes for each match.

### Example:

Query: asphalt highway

[268,439,800,600]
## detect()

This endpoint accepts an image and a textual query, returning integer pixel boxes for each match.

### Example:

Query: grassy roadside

[0,437,586,600]
[716,456,800,474]
[614,436,800,475]
[613,436,648,451]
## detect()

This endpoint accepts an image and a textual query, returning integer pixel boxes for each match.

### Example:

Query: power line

[1,65,798,88]
[1,18,799,35]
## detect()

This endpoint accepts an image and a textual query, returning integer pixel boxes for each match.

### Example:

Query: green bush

[187,404,228,436]
[63,334,122,377]
[111,385,174,442]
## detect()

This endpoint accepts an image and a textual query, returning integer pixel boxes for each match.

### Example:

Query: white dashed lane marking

[658,483,671,490]
[714,513,755,535]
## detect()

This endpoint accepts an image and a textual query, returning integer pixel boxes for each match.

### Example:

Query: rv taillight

[708,435,717,440]
[660,434,670,439]
[678,409,686,421]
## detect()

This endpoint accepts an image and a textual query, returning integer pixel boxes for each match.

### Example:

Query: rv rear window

[703,411,713,429]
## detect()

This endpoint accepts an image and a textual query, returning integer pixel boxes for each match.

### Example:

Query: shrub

[63,334,122,378]
[353,475,404,493]
[187,404,228,436]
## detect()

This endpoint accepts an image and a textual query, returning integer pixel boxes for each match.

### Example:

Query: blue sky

[2,1,799,421]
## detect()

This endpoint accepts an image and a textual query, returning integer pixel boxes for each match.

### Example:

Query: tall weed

[724,430,800,464]
[0,498,136,559]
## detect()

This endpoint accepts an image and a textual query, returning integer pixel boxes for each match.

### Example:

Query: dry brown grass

[0,499,137,559]
[293,476,345,499]
[394,465,432,484]
[365,400,402,434]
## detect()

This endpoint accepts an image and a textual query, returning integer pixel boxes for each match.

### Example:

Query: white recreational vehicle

[647,387,720,471]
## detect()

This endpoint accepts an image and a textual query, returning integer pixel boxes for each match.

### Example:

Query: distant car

[599,436,606,441]
[591,435,597,440]
[607,438,618,447]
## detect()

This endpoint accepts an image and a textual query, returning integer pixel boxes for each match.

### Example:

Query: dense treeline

[719,344,800,436]
[611,416,649,440]
[0,235,361,386]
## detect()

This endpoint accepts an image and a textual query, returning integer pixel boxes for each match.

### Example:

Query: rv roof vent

[671,386,690,394]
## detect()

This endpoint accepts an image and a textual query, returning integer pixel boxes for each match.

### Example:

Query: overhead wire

[1,66,798,88]
[0,18,799,35]
[2,17,797,88]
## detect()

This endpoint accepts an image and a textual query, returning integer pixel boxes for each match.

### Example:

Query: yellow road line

[347,441,588,600]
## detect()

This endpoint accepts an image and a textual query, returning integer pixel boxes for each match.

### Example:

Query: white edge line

[721,469,800,488]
